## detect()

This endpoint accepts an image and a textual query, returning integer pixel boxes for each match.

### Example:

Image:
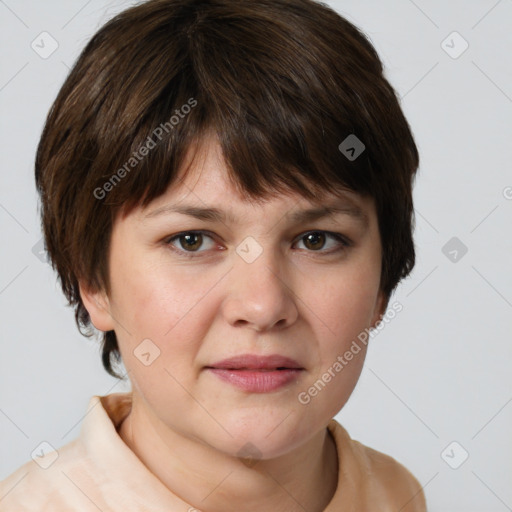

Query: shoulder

[0,394,130,511]
[0,439,99,511]
[328,420,427,512]
[352,439,427,511]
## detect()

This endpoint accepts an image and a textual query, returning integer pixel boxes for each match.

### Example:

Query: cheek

[311,254,381,410]
[109,262,220,407]
[108,259,172,337]
[306,262,381,349]
[108,250,222,363]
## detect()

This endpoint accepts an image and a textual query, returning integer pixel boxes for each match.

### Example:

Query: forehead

[138,134,375,222]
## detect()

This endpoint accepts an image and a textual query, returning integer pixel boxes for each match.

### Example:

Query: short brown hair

[35,0,419,377]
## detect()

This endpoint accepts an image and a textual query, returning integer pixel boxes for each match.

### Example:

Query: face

[83,135,385,460]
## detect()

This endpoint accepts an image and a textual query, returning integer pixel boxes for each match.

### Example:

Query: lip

[208,354,303,371]
[205,354,304,393]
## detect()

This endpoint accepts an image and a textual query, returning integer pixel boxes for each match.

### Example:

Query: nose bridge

[222,236,298,330]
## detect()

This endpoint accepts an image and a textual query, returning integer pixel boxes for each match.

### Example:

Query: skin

[80,134,386,512]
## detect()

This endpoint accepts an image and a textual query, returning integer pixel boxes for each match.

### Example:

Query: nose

[221,246,299,332]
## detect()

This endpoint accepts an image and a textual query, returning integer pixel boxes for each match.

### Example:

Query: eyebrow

[144,201,368,226]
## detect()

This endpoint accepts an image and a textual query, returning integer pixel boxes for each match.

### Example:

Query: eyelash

[163,230,352,259]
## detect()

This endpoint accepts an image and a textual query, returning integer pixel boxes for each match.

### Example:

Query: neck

[118,395,338,512]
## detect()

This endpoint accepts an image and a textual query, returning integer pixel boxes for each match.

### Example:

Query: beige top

[0,393,427,511]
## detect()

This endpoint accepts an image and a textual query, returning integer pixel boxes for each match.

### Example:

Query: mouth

[205,354,304,393]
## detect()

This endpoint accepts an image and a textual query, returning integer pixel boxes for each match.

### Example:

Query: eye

[294,231,350,253]
[165,231,217,254]
[164,229,351,258]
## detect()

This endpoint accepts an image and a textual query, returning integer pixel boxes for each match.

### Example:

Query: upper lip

[206,354,303,370]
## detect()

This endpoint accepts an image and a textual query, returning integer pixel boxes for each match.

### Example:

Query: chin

[198,408,320,461]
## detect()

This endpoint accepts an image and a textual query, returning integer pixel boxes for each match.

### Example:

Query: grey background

[1,0,511,510]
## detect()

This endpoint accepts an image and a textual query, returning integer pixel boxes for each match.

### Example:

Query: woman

[0,0,426,509]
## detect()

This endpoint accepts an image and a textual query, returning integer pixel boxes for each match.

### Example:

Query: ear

[369,290,388,328]
[79,281,116,332]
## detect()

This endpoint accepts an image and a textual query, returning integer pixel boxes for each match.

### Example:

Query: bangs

[87,1,383,217]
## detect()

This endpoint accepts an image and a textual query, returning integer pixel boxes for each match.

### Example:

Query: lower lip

[207,369,303,392]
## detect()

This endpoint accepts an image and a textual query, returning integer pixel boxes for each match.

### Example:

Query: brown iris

[302,232,326,251]
[180,233,203,251]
